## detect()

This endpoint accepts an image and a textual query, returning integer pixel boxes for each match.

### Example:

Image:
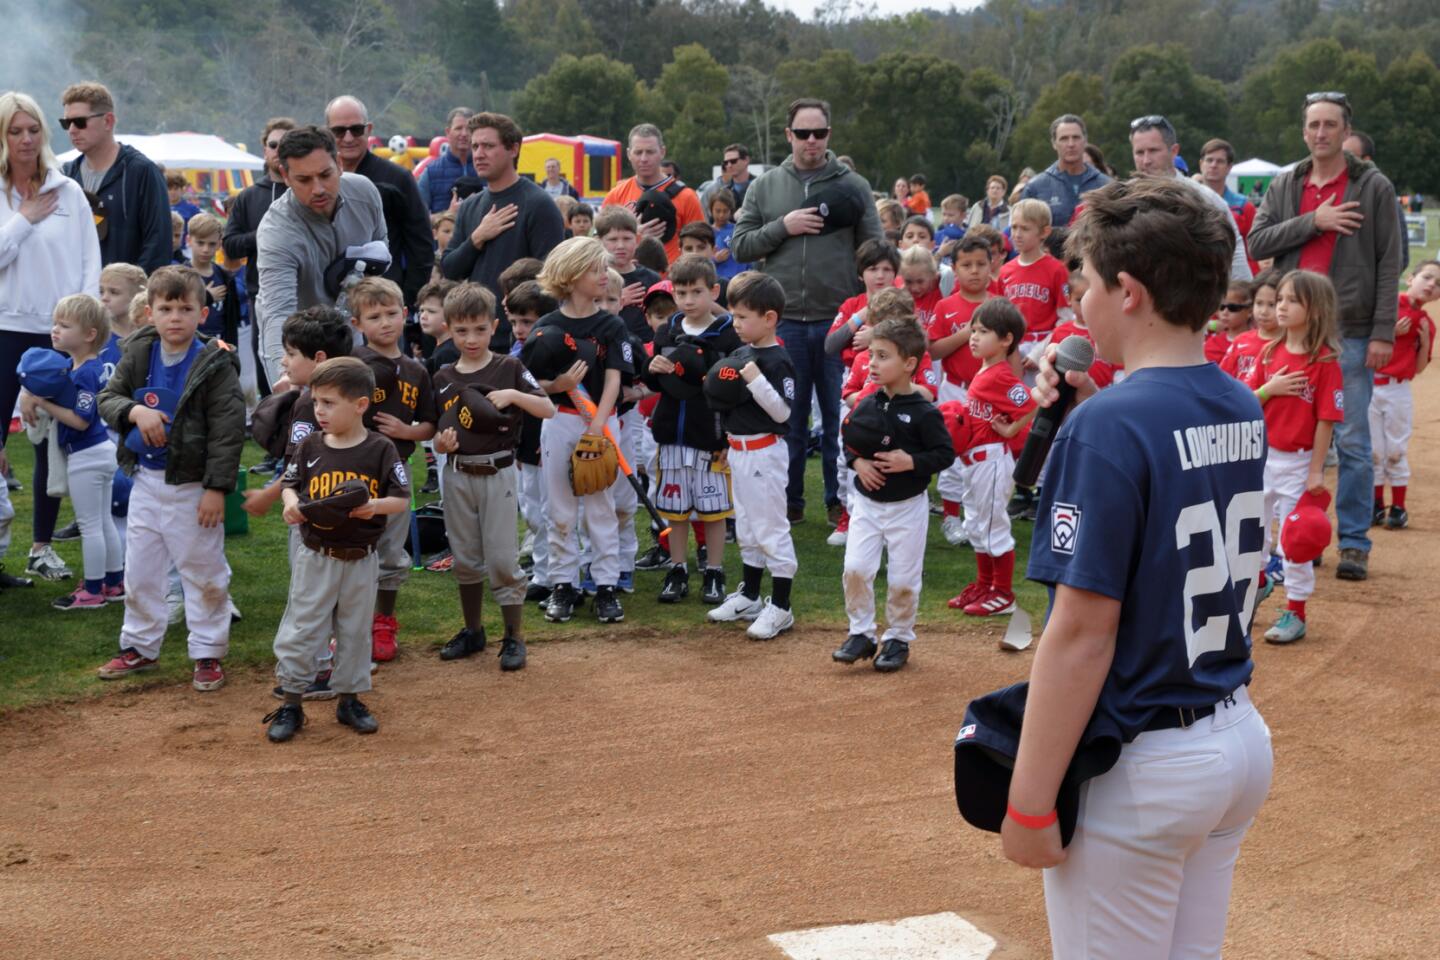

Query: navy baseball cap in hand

[123,386,179,461]
[17,348,77,408]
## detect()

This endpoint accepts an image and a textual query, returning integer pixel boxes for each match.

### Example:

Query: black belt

[452,455,515,476]
[305,541,374,562]
[1143,704,1217,733]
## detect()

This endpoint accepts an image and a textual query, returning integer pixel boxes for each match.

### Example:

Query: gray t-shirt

[79,159,108,194]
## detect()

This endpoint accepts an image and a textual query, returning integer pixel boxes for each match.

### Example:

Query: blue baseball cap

[111,467,132,516]
[123,386,179,461]
[17,348,77,408]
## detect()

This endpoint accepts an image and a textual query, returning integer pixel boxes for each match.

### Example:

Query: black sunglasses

[1130,114,1173,132]
[721,157,742,167]
[1219,302,1252,312]
[1305,91,1348,106]
[790,127,830,141]
[59,112,106,131]
[329,123,368,140]
[265,139,284,150]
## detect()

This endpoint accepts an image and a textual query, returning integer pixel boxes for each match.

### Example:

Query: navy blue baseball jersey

[1027,363,1267,742]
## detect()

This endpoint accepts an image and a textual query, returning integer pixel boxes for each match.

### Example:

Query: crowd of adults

[0,81,1406,588]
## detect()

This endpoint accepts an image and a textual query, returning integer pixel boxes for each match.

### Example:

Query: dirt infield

[4,379,1439,959]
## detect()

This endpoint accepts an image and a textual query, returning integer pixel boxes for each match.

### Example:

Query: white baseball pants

[541,410,621,588]
[843,492,929,643]
[66,441,124,584]
[1368,380,1412,486]
[935,379,968,505]
[119,469,230,661]
[961,443,1016,556]
[1044,686,1272,960]
[273,547,376,695]
[519,462,551,588]
[729,437,797,578]
[617,407,642,571]
[1263,447,1314,601]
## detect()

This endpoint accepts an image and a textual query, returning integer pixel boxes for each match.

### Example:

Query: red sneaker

[52,586,107,611]
[963,588,1017,617]
[947,581,985,610]
[103,583,126,604]
[372,613,399,662]
[98,648,157,679]
[192,658,226,691]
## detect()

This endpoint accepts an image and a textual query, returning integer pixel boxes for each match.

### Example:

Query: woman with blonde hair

[0,90,102,583]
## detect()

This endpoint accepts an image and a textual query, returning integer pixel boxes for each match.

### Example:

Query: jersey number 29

[1175,492,1265,667]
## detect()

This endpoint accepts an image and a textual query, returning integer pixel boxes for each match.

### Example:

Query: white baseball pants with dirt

[728,437,797,578]
[1263,447,1314,601]
[960,443,1016,556]
[443,459,527,606]
[1368,380,1412,486]
[616,407,642,570]
[119,469,230,661]
[518,462,551,588]
[273,546,376,695]
[1044,686,1272,960]
[541,410,621,588]
[843,491,928,643]
[936,378,968,506]
[65,441,124,584]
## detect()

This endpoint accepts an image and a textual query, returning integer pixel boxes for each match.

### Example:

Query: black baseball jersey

[432,355,547,456]
[284,430,409,550]
[644,313,742,451]
[521,309,634,407]
[354,345,439,461]
[620,265,661,343]
[720,343,796,437]
[847,390,955,503]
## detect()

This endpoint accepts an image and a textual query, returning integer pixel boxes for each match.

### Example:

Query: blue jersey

[57,358,111,454]
[99,333,123,386]
[1027,363,1266,742]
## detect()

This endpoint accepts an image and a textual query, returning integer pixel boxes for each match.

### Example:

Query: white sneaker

[166,587,185,625]
[942,515,968,546]
[826,527,848,546]
[26,544,72,581]
[707,590,765,622]
[746,600,795,640]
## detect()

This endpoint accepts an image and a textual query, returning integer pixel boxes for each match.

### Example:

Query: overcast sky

[765,0,984,19]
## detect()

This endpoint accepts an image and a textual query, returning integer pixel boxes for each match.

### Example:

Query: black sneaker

[270,670,337,701]
[264,703,305,742]
[635,544,670,571]
[440,626,486,661]
[1387,505,1409,529]
[594,585,624,623]
[701,568,726,605]
[787,505,805,524]
[873,638,910,672]
[1007,489,1031,519]
[833,633,878,664]
[336,697,379,734]
[696,543,708,568]
[725,518,736,543]
[52,520,81,542]
[526,581,552,605]
[544,583,578,622]
[658,565,689,603]
[0,563,34,589]
[1373,505,1388,527]
[499,635,526,671]
[420,468,440,495]
[249,455,280,476]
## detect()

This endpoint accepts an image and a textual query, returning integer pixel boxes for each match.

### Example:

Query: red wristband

[1006,802,1058,830]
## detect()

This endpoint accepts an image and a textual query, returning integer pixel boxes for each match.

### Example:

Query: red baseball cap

[1281,489,1332,565]
[642,280,675,310]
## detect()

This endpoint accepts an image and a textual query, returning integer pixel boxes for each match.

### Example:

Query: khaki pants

[273,545,377,695]
[443,458,527,606]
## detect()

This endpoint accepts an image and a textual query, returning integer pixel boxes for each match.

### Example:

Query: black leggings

[1,330,64,543]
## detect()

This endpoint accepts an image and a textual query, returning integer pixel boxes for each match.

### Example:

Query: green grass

[0,436,1046,712]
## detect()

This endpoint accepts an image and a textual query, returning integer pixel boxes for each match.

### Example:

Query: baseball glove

[570,433,619,496]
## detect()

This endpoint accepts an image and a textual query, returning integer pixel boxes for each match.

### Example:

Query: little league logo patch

[76,392,94,413]
[1008,383,1030,407]
[956,723,977,741]
[393,461,409,487]
[1051,502,1081,555]
[1334,389,1344,411]
[782,377,796,401]
[522,370,539,388]
[621,342,634,364]
[290,421,313,444]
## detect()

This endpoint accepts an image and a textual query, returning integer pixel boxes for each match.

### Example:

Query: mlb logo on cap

[123,386,179,461]
[17,348,77,408]
[1281,489,1332,565]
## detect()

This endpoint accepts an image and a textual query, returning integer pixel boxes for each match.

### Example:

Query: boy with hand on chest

[832,317,955,672]
[348,277,439,663]
[265,356,411,743]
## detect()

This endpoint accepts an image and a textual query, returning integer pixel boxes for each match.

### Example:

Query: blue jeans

[1335,337,1374,553]
[778,319,842,511]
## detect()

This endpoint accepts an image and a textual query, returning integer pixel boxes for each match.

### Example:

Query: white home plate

[769,911,996,959]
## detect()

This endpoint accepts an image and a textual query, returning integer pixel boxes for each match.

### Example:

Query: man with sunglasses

[1248,91,1403,584]
[700,143,752,221]
[1128,115,1252,281]
[1020,114,1110,229]
[731,98,883,525]
[58,82,171,274]
[324,96,434,311]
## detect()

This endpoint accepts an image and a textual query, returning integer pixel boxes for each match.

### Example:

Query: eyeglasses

[790,127,830,141]
[265,139,284,150]
[1305,91,1348,106]
[329,124,368,140]
[59,112,106,131]
[1130,114,1173,132]
[1219,302,1252,312]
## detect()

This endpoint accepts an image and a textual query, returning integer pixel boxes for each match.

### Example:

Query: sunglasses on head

[1219,302,1252,312]
[1305,91,1348,106]
[329,123,368,140]
[1130,114,1173,132]
[790,127,830,141]
[59,112,106,131]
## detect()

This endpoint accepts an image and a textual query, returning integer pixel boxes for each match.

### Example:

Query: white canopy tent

[1226,157,1282,194]
[58,132,262,170]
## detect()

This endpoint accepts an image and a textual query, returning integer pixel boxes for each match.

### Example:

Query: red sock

[1287,598,1306,620]
[976,553,995,591]
[1393,486,1407,509]
[1374,485,1386,507]
[993,551,1015,594]
[693,521,707,545]
[943,499,960,518]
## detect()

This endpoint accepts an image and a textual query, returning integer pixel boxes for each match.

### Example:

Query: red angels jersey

[928,292,986,385]
[1050,320,1120,389]
[1375,294,1435,381]
[963,361,1036,451]
[912,284,943,331]
[987,276,1004,297]
[828,293,871,369]
[1205,329,1242,364]
[1247,343,1344,452]
[844,349,940,401]
[998,253,1069,335]
[1219,329,1273,384]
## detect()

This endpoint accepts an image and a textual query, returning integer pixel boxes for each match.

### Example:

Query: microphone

[1012,335,1095,489]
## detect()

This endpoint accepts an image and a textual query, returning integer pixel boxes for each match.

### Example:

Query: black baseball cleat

[1372,505,1387,526]
[696,543,708,568]
[499,635,526,671]
[264,703,305,743]
[701,568,726,605]
[526,581,552,605]
[440,626,486,661]
[270,671,336,701]
[833,633,878,664]
[544,583,577,622]
[52,520,81,542]
[1387,505,1409,529]
[658,565,689,603]
[0,563,34,589]
[635,544,670,571]
[873,638,910,672]
[594,585,625,623]
[336,697,379,734]
[249,455,280,476]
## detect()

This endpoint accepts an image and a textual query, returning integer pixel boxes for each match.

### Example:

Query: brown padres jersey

[354,345,439,460]
[432,355,547,456]
[284,430,410,550]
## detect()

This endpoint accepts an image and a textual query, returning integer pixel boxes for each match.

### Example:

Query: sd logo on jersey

[1051,502,1081,555]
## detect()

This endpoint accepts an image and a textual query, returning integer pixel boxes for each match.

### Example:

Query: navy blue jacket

[63,143,171,274]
